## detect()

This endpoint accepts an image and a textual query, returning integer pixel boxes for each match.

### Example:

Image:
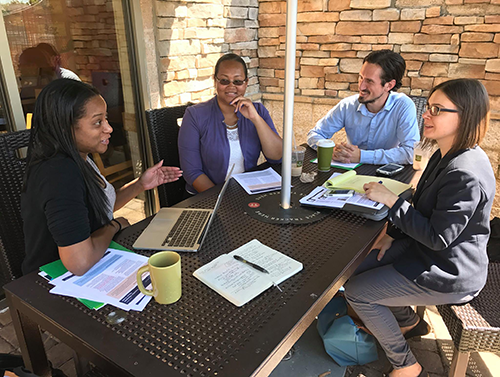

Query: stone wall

[257,0,500,217]
[258,0,500,116]
[155,0,261,106]
[68,0,121,84]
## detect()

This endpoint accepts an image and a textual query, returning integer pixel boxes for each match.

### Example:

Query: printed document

[49,248,152,311]
[299,185,384,210]
[233,167,282,195]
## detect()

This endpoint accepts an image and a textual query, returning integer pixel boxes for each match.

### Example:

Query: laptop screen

[198,164,235,248]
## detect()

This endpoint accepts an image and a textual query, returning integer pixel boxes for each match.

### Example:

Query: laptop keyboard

[162,210,211,248]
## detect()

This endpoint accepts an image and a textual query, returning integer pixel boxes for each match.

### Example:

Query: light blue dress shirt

[307,92,420,164]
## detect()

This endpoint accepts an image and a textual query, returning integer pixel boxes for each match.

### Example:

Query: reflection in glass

[2,0,135,186]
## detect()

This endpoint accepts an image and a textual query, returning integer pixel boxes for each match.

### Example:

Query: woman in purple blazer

[178,53,282,194]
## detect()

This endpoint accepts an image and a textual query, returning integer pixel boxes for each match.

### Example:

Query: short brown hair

[363,50,406,91]
[428,79,490,154]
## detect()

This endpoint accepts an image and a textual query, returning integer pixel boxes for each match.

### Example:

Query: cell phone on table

[326,189,355,198]
[376,163,404,177]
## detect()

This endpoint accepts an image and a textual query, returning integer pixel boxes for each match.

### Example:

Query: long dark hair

[428,79,490,154]
[24,78,110,225]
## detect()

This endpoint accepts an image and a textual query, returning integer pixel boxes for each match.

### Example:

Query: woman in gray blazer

[344,79,496,377]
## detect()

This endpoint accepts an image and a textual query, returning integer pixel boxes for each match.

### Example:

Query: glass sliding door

[1,0,144,188]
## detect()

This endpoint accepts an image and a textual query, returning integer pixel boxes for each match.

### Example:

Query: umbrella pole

[280,0,298,209]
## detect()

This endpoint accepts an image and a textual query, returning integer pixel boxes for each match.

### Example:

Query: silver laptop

[133,166,234,252]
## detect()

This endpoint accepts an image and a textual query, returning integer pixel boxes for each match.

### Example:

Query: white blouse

[226,127,245,179]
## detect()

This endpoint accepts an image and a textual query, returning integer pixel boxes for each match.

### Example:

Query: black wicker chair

[0,130,30,296]
[436,262,500,377]
[145,103,192,208]
[410,95,427,137]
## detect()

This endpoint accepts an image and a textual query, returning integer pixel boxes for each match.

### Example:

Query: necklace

[223,120,238,130]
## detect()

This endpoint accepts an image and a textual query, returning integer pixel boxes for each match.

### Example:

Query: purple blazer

[178,96,280,193]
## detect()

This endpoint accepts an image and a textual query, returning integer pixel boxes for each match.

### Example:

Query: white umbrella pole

[280,0,298,209]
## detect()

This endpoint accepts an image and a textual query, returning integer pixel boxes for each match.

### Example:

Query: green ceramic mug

[317,139,335,172]
[137,251,181,304]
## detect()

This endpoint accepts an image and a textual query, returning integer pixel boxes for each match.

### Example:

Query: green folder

[39,241,133,310]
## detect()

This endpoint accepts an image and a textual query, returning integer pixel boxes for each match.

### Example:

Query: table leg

[6,293,51,377]
[73,350,91,377]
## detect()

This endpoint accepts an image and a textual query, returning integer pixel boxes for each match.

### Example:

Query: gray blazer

[388,146,496,294]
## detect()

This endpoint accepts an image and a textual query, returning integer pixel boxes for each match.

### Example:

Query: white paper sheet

[233,167,282,195]
[310,158,361,170]
[49,248,152,311]
[300,175,384,211]
[299,186,347,208]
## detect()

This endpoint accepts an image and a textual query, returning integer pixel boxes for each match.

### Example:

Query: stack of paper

[43,247,152,311]
[324,170,411,195]
[299,185,384,211]
[233,168,282,195]
[309,158,361,170]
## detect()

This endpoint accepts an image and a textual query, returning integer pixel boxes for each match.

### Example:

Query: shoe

[404,318,430,340]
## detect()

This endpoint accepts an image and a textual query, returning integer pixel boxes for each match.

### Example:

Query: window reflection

[2,0,135,185]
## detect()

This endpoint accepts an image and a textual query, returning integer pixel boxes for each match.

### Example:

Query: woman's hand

[373,234,394,261]
[371,224,394,261]
[139,160,182,191]
[230,96,260,121]
[363,181,399,208]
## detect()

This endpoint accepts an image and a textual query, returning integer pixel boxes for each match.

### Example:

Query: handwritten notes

[193,240,302,307]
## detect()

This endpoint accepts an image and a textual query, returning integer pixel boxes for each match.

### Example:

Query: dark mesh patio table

[5,148,416,377]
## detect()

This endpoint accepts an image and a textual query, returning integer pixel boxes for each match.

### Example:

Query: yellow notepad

[324,170,411,195]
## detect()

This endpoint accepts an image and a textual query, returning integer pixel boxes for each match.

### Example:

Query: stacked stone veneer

[154,0,261,106]
[256,0,500,216]
[67,0,121,84]
[258,0,499,114]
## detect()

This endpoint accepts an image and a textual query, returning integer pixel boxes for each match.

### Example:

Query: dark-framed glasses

[216,77,247,86]
[426,105,459,116]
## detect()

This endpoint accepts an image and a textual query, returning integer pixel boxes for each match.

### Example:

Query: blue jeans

[344,238,477,369]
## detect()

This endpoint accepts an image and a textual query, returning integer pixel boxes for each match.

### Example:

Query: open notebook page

[193,240,302,307]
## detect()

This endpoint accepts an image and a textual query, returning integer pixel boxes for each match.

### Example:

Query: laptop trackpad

[133,216,177,250]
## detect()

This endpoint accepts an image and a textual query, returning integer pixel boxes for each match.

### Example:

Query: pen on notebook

[233,255,283,292]
[233,255,269,273]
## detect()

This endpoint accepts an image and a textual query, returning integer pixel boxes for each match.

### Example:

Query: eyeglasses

[426,105,459,116]
[215,77,247,86]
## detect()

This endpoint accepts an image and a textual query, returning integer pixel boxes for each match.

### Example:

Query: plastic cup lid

[318,139,334,148]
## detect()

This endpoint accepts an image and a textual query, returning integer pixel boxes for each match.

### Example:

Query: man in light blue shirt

[307,50,419,165]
